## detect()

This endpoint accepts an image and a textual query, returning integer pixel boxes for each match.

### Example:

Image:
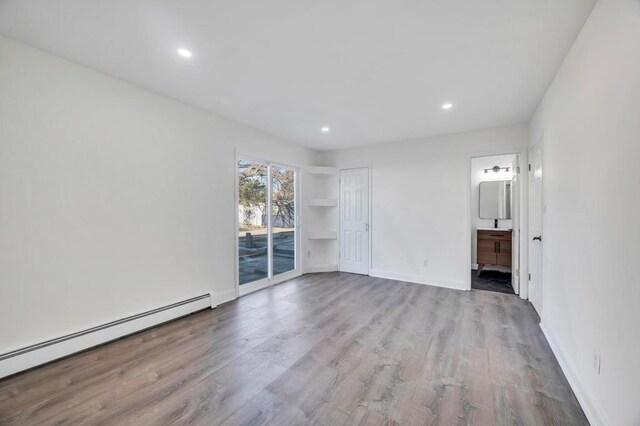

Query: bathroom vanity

[476,228,512,275]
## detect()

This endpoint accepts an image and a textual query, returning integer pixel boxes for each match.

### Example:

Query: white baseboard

[304,264,338,273]
[369,269,467,291]
[0,294,212,379]
[539,322,610,426]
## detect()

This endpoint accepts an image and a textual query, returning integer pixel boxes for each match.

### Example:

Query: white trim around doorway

[466,150,528,299]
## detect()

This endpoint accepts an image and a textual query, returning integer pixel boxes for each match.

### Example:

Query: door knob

[533,236,542,241]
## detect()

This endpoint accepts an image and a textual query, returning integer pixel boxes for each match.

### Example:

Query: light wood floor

[0,272,587,425]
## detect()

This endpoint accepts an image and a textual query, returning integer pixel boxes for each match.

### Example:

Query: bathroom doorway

[469,154,522,294]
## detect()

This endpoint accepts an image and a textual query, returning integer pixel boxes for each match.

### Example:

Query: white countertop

[476,227,512,232]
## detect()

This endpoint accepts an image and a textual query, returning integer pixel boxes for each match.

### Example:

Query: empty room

[0,0,638,425]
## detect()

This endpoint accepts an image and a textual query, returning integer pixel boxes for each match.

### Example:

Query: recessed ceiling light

[321,126,330,133]
[442,103,453,110]
[177,48,192,58]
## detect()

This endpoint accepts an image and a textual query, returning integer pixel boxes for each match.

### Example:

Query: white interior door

[528,144,543,313]
[511,155,520,294]
[339,168,370,275]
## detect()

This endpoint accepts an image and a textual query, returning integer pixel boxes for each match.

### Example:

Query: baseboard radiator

[0,293,213,379]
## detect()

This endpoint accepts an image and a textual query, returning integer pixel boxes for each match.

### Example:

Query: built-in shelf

[307,166,338,175]
[308,198,338,207]
[308,231,338,240]
[306,166,339,270]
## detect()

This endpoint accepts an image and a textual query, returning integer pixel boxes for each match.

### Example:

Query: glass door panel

[238,160,268,285]
[271,166,296,276]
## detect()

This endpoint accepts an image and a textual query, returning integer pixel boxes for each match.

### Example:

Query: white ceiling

[0,0,595,151]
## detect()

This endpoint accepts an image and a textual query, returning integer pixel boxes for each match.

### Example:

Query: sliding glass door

[271,165,296,277]
[237,158,297,293]
[237,160,269,285]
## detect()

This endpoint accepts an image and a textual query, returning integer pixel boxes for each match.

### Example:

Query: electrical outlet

[593,351,601,375]
[422,259,428,267]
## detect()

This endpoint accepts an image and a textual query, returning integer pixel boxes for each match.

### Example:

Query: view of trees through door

[238,160,296,286]
[270,165,296,277]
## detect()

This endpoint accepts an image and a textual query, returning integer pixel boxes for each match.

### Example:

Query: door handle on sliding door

[533,236,542,241]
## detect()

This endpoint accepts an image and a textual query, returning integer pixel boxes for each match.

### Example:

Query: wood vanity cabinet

[477,229,512,274]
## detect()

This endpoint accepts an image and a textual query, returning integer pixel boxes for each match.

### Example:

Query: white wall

[470,154,516,267]
[529,1,640,424]
[322,125,527,290]
[0,36,318,354]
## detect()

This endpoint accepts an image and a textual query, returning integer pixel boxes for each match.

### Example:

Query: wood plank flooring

[0,272,587,425]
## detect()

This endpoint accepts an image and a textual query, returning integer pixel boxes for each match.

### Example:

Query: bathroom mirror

[479,180,512,219]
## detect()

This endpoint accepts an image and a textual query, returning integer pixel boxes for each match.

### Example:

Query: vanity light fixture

[484,166,510,174]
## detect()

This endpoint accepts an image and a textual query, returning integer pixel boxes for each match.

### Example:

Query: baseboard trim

[369,269,467,291]
[540,322,610,426]
[0,294,212,379]
[304,264,338,273]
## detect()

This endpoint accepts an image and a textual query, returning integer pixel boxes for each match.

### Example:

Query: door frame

[338,166,372,275]
[234,150,302,297]
[466,150,528,299]
[528,136,544,313]
[511,154,521,294]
